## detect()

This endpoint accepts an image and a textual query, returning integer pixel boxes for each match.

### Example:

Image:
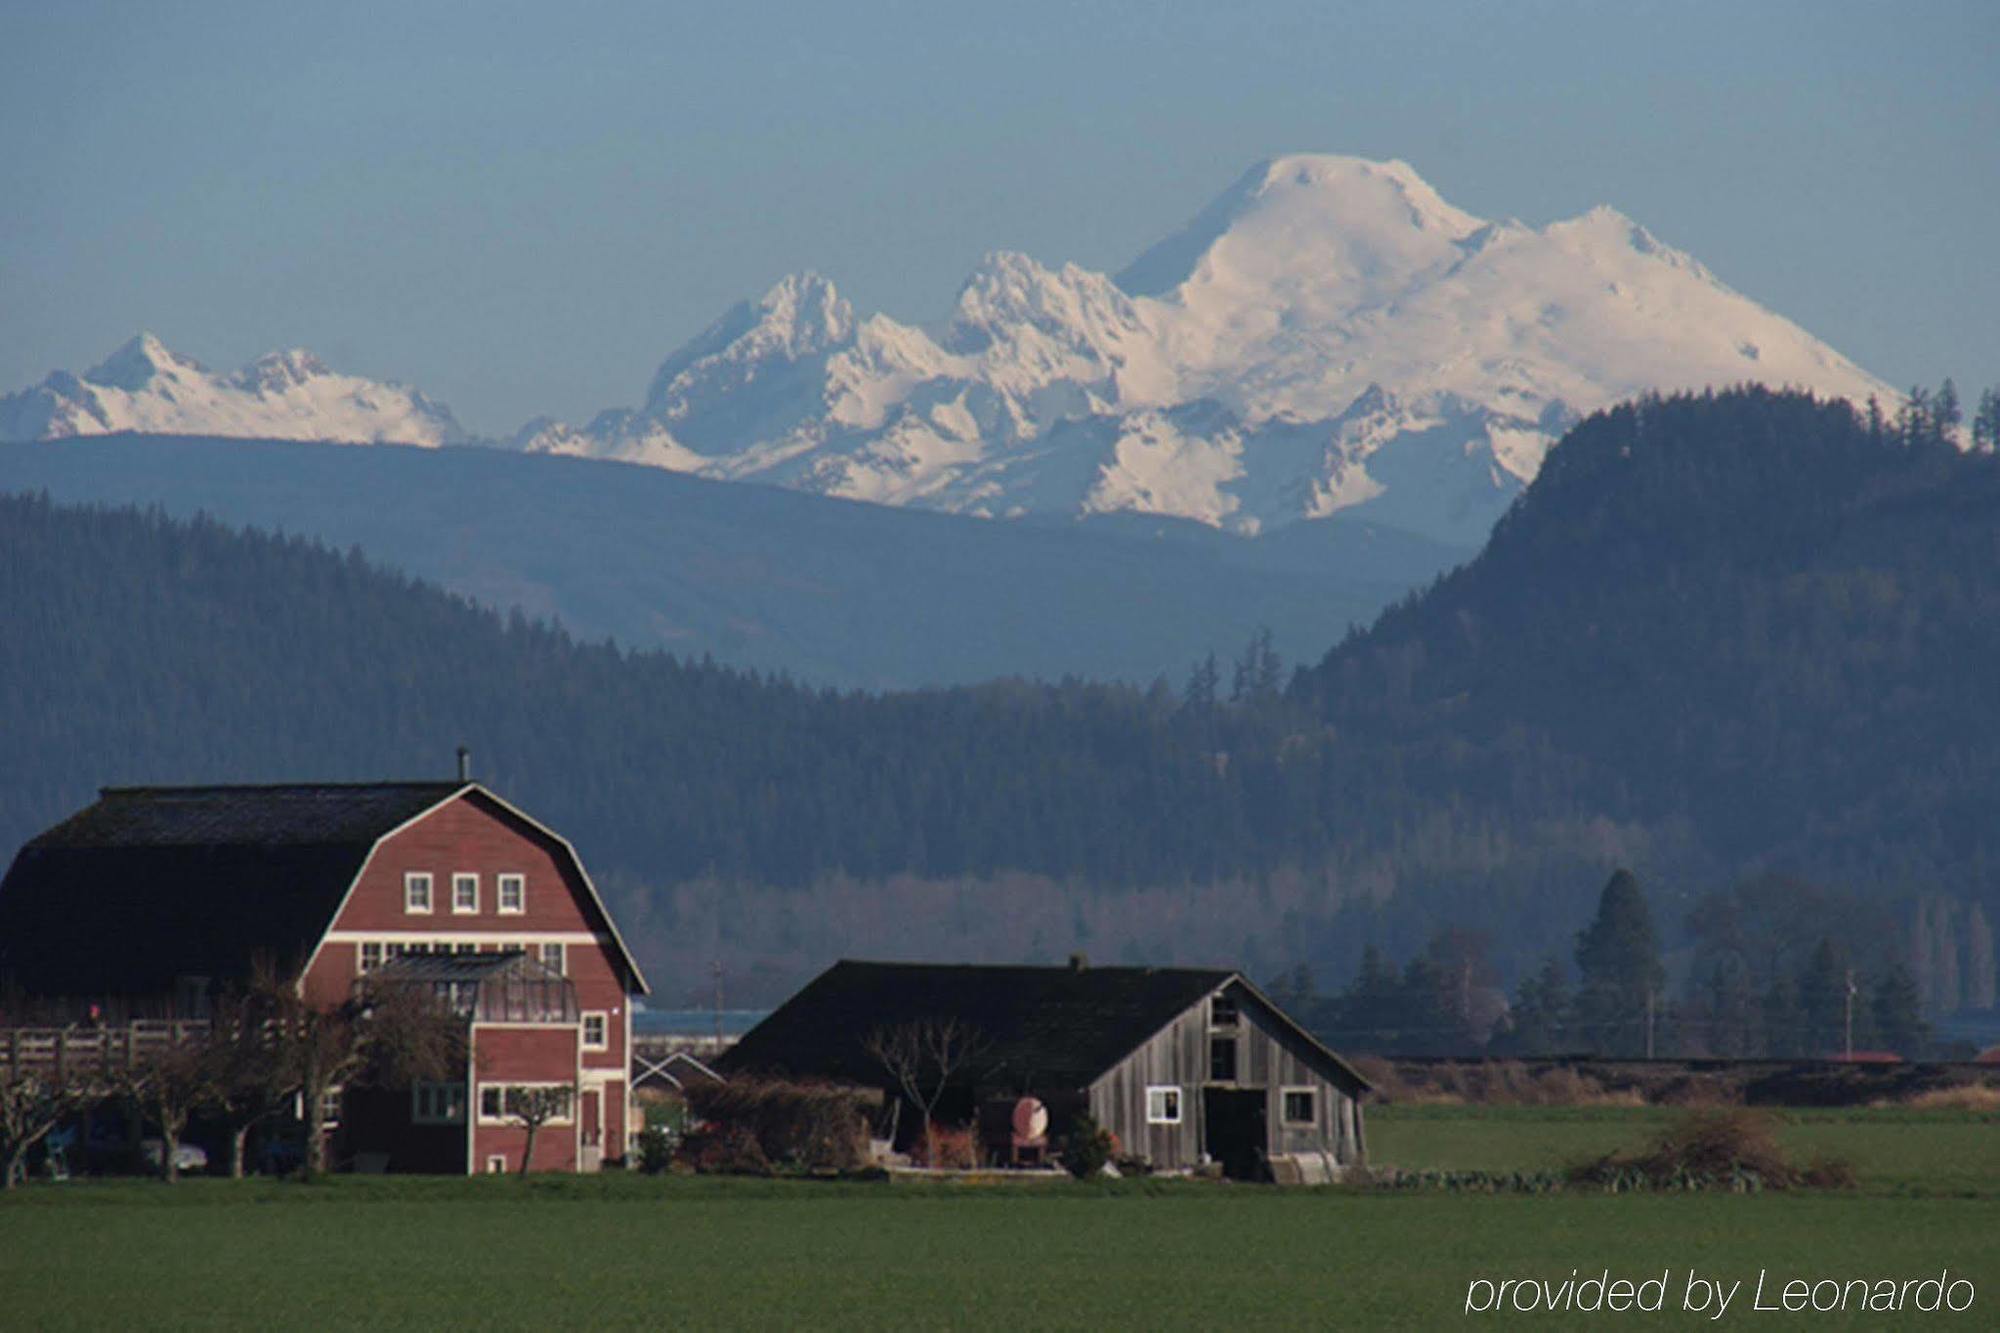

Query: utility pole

[1844,968,1858,1061]
[711,960,724,1047]
[1644,990,1656,1060]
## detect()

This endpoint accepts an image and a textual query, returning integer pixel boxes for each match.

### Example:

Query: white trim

[465,784,652,995]
[322,930,608,945]
[404,871,434,915]
[296,783,650,1000]
[451,872,480,915]
[298,784,476,991]
[477,1082,576,1125]
[581,1012,609,1051]
[1279,1085,1319,1127]
[1145,1084,1184,1125]
[485,1154,508,1174]
[496,873,526,915]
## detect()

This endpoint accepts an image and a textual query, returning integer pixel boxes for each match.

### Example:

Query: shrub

[682,1078,872,1172]
[636,1126,673,1175]
[1059,1114,1114,1179]
[1568,1108,1854,1193]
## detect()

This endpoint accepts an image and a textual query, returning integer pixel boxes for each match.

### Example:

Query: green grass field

[2,1108,1995,1330]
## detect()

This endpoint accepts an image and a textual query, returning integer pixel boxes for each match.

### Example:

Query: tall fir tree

[1573,869,1666,1056]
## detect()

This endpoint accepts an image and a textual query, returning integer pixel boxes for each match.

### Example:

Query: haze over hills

[4,157,1893,548]
[0,435,1463,688]
[2,390,1992,1001]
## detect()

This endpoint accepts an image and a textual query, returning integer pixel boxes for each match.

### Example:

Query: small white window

[581,1012,608,1050]
[497,874,525,915]
[359,942,384,975]
[404,872,433,914]
[452,873,479,914]
[485,1154,507,1174]
[541,942,565,975]
[1146,1085,1183,1124]
[1282,1087,1317,1126]
[320,1086,344,1126]
[479,1086,504,1119]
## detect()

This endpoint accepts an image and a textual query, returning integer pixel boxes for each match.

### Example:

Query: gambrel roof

[0,782,646,1000]
[715,959,1369,1094]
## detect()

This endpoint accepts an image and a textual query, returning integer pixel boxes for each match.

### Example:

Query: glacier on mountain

[5,157,1894,545]
[517,156,1892,543]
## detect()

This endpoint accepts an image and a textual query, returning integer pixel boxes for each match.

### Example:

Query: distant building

[716,958,1369,1179]
[0,781,648,1174]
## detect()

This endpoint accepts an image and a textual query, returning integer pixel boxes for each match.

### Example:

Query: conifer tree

[1573,869,1666,1055]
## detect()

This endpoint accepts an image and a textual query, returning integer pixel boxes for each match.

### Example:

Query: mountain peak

[85,331,201,391]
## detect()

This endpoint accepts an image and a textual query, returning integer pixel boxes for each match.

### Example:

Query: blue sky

[2,0,1994,436]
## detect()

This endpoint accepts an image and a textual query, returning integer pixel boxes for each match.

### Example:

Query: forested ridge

[2,386,1997,1004]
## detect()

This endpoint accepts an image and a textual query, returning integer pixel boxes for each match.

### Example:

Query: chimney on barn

[456,746,471,782]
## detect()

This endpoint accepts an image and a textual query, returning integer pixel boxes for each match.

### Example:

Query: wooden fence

[1,1020,210,1081]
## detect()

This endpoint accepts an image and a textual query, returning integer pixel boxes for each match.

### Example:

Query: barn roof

[0,781,646,1002]
[716,959,1368,1094]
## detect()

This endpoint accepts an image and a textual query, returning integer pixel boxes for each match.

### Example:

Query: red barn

[0,781,648,1174]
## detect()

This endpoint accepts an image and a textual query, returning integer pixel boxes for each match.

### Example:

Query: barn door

[580,1089,603,1172]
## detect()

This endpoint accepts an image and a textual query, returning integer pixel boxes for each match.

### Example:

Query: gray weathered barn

[715,959,1369,1179]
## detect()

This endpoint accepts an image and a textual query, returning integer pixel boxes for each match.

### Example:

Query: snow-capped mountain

[0,333,466,446]
[521,155,1894,543]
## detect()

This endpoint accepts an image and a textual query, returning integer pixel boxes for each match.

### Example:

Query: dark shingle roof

[0,783,465,999]
[716,959,1239,1090]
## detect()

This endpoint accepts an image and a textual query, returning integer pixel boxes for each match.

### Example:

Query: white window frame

[541,942,565,975]
[358,941,384,975]
[411,1082,468,1125]
[451,872,479,915]
[1280,1085,1318,1127]
[1145,1085,1183,1125]
[485,1154,507,1175]
[497,873,526,915]
[320,1086,344,1127]
[403,871,433,915]
[476,1083,575,1125]
[581,1012,608,1051]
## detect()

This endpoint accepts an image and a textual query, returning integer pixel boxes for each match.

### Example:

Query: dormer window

[1210,994,1239,1028]
[452,873,479,914]
[404,872,433,914]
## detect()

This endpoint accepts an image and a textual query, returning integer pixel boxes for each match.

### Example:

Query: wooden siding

[1086,981,1362,1171]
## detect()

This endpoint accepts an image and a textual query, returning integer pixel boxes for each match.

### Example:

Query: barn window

[404,872,433,914]
[412,1082,468,1125]
[1145,1086,1182,1124]
[581,1012,608,1050]
[497,874,526,915]
[541,942,566,975]
[1210,994,1239,1028]
[479,1086,504,1120]
[452,873,479,914]
[1209,1037,1238,1082]
[1282,1088,1317,1125]
[485,1155,507,1174]
[359,942,384,975]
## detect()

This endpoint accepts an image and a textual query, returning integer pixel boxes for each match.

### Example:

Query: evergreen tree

[1871,964,1927,1056]
[1505,957,1571,1056]
[1973,387,2000,453]
[1573,869,1666,1055]
[1798,938,1852,1056]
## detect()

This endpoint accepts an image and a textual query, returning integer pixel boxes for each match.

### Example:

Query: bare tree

[1,1068,105,1190]
[863,1017,988,1168]
[123,1034,215,1183]
[272,975,465,1180]
[206,986,305,1179]
[502,1084,576,1177]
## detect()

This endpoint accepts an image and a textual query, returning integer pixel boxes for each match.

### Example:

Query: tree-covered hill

[2,386,1996,998]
